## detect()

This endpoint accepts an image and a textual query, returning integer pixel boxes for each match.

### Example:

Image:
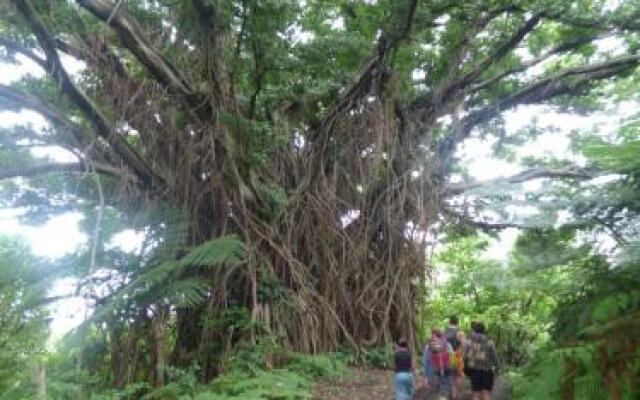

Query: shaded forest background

[0,0,639,398]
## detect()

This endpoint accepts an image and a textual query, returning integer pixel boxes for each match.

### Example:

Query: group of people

[393,316,501,400]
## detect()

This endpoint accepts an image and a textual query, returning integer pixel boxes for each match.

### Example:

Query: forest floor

[312,368,510,399]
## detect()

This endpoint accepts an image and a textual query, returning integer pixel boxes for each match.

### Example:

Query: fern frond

[179,235,246,268]
[90,235,247,321]
[164,278,211,308]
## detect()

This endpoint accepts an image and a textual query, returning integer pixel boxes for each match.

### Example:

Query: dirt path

[313,369,510,400]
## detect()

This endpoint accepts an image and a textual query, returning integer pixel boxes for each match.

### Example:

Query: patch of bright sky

[0,108,46,127]
[0,55,91,339]
[483,228,518,262]
[48,277,92,345]
[0,209,85,258]
[108,229,146,253]
[329,16,345,31]
[456,97,637,262]
[0,56,43,84]
[457,102,635,185]
[604,0,622,12]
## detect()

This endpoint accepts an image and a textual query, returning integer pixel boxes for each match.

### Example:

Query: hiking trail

[313,368,510,399]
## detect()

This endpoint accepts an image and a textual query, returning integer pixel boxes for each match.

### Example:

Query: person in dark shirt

[445,315,460,343]
[393,338,416,400]
[463,322,501,400]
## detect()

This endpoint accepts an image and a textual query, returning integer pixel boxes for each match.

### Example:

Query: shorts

[468,368,494,391]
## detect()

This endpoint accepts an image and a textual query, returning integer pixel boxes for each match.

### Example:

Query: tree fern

[164,278,212,309]
[91,234,246,322]
[178,235,246,268]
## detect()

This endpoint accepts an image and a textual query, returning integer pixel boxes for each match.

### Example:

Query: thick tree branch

[409,6,517,120]
[0,83,124,167]
[397,0,419,43]
[538,8,640,31]
[54,37,129,80]
[459,14,542,88]
[13,0,160,187]
[0,84,94,148]
[317,0,419,134]
[456,54,640,142]
[470,34,603,93]
[442,207,525,230]
[76,0,194,97]
[444,167,596,196]
[0,162,119,180]
[0,36,47,68]
[53,37,171,155]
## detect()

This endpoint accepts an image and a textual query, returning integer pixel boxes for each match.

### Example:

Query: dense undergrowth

[9,339,351,400]
[428,231,640,400]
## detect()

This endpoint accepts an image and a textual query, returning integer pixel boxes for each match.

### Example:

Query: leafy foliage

[512,259,640,400]
[92,229,246,321]
[0,236,50,398]
[353,347,394,370]
[179,235,246,269]
[35,337,347,400]
[426,235,556,367]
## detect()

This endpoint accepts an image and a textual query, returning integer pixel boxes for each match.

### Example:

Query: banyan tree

[1,0,638,385]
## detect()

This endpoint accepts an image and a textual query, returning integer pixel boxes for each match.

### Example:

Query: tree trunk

[151,306,167,387]
[34,362,46,400]
[109,324,128,390]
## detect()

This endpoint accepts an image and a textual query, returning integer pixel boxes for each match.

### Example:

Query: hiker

[451,330,466,400]
[445,316,464,400]
[463,322,501,400]
[423,329,453,400]
[394,338,417,400]
[445,316,460,345]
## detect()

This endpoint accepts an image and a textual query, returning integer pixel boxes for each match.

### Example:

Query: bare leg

[481,390,492,400]
[451,376,459,400]
[472,392,482,400]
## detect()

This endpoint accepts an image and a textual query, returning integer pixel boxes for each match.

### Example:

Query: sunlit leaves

[0,236,49,396]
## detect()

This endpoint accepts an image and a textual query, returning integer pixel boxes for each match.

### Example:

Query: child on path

[393,338,417,400]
